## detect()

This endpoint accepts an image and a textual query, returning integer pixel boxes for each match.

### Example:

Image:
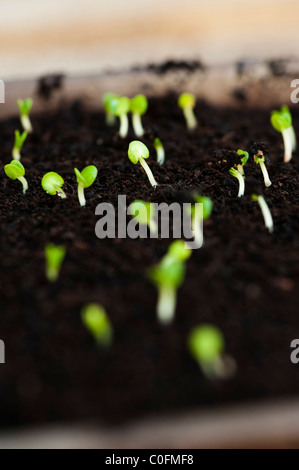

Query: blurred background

[1,0,299,80]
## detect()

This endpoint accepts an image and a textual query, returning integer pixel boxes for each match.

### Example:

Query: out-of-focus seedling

[129,199,157,234]
[81,303,113,347]
[236,149,249,176]
[271,105,296,162]
[188,324,236,380]
[128,140,158,188]
[251,194,274,233]
[12,130,28,161]
[4,160,28,194]
[130,94,148,137]
[154,137,165,165]
[188,195,213,248]
[74,165,97,207]
[110,96,130,138]
[148,240,191,325]
[45,243,66,282]
[102,92,119,126]
[178,93,197,130]
[17,98,33,133]
[42,172,66,198]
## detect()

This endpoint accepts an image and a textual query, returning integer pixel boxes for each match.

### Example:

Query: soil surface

[0,94,298,428]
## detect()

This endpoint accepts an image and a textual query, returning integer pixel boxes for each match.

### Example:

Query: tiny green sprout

[81,303,113,347]
[4,160,28,194]
[251,194,274,233]
[45,243,66,282]
[12,130,28,161]
[153,137,165,166]
[128,140,158,188]
[236,149,249,175]
[178,92,197,130]
[74,165,97,207]
[271,105,296,163]
[129,199,157,234]
[148,240,191,325]
[130,94,148,137]
[110,96,130,138]
[188,324,236,380]
[42,172,66,199]
[253,149,272,188]
[17,98,33,133]
[229,167,245,197]
[188,195,213,248]
[102,92,119,126]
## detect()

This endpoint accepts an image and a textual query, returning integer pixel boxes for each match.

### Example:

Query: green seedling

[102,92,119,126]
[17,98,33,133]
[130,94,148,137]
[271,105,296,162]
[253,149,272,188]
[148,240,191,325]
[45,243,66,282]
[178,92,197,130]
[154,137,165,165]
[74,165,97,207]
[129,199,157,234]
[110,96,130,138]
[188,195,213,248]
[81,303,113,347]
[236,149,249,176]
[252,194,274,233]
[4,160,28,194]
[42,172,66,199]
[128,140,158,188]
[12,130,28,161]
[188,324,236,380]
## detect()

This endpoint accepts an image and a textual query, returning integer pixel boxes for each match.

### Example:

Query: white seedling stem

[78,184,86,207]
[139,158,158,188]
[183,107,197,130]
[157,285,176,325]
[18,176,28,194]
[156,146,165,166]
[256,196,274,233]
[21,115,32,133]
[259,161,272,187]
[119,114,129,138]
[282,127,293,163]
[132,113,144,137]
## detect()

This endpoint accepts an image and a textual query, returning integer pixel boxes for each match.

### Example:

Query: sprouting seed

[154,137,165,165]
[74,165,97,207]
[229,167,245,197]
[271,105,296,163]
[102,92,119,126]
[251,194,274,233]
[128,140,158,188]
[188,195,213,248]
[12,130,28,161]
[45,243,66,282]
[110,96,130,138]
[253,149,272,188]
[4,160,28,194]
[178,92,197,130]
[17,98,33,133]
[81,303,113,347]
[130,94,148,137]
[42,172,67,199]
[148,240,191,325]
[188,324,236,380]
[236,149,249,176]
[129,199,157,234]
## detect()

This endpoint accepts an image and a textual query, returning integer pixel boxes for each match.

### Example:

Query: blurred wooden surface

[1,0,299,79]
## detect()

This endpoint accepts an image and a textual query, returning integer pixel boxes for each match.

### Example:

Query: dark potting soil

[0,94,298,429]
